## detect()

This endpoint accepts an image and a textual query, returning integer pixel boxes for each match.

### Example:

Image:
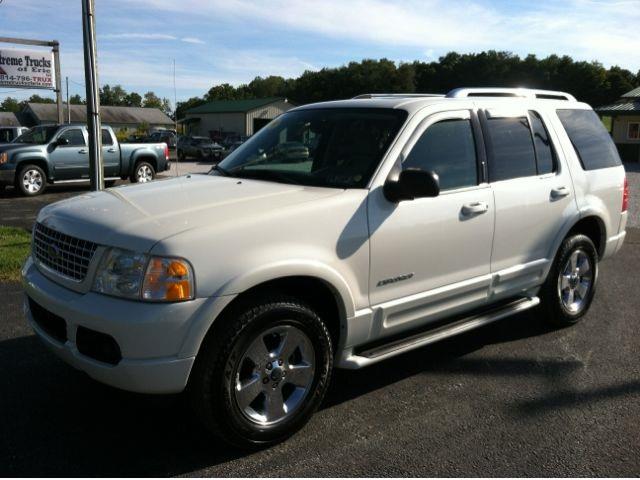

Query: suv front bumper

[22,255,206,394]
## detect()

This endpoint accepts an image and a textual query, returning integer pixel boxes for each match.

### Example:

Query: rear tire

[130,161,155,183]
[15,164,46,196]
[105,180,117,188]
[188,296,333,448]
[540,234,598,327]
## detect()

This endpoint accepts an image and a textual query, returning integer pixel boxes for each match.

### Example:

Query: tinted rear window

[485,116,537,182]
[556,109,621,170]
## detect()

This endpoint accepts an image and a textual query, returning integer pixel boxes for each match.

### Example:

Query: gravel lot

[0,164,639,476]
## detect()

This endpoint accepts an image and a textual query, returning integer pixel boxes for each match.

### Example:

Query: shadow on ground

[4,307,637,477]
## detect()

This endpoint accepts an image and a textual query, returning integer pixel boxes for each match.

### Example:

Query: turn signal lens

[142,257,194,301]
[0,152,7,164]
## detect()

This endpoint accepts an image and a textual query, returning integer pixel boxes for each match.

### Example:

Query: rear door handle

[461,201,489,216]
[78,149,87,154]
[551,186,570,199]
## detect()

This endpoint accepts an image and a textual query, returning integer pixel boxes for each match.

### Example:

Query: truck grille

[33,223,98,281]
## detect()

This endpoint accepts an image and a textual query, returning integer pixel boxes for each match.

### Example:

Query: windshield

[213,108,407,188]
[14,126,59,145]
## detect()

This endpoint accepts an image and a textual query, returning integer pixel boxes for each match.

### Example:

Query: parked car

[0,126,29,144]
[177,136,224,161]
[147,130,177,149]
[0,124,170,195]
[22,88,628,448]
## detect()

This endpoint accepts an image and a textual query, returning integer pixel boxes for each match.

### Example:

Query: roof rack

[353,93,445,99]
[446,88,576,102]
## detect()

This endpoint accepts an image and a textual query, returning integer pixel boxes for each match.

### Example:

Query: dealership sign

[0,48,54,89]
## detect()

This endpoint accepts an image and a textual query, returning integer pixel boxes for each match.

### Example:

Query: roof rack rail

[446,88,576,102]
[353,93,445,99]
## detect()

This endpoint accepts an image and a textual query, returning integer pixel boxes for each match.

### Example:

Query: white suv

[23,88,628,447]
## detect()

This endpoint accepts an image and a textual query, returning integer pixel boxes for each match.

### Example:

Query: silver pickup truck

[0,124,170,195]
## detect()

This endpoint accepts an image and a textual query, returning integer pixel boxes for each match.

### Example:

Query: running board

[340,296,540,368]
[53,177,121,184]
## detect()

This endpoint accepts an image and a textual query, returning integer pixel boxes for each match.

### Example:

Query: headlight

[93,248,194,302]
[0,152,8,165]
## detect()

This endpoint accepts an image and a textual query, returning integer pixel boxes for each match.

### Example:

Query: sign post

[81,0,103,191]
[0,37,62,123]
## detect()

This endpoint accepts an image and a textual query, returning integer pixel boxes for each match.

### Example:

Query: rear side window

[485,116,537,182]
[557,109,621,170]
[529,111,556,175]
[101,129,113,146]
[404,119,478,190]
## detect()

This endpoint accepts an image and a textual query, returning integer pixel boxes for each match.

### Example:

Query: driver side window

[404,118,478,191]
[58,129,86,147]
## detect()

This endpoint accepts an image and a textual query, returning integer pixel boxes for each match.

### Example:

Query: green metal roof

[622,87,640,98]
[186,97,286,114]
[596,100,640,114]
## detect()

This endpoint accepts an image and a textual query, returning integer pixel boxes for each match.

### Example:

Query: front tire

[540,234,598,327]
[188,297,333,448]
[130,161,155,183]
[15,164,46,196]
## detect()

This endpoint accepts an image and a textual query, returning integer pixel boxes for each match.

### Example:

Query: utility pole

[52,41,63,124]
[66,76,70,123]
[81,0,103,191]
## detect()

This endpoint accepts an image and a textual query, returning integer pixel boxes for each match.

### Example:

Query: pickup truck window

[404,119,478,191]
[14,126,58,145]
[216,108,407,188]
[101,129,114,146]
[58,129,86,147]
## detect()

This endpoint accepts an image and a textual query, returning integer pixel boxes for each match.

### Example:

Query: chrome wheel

[22,169,43,194]
[234,325,315,426]
[558,249,593,314]
[136,164,153,182]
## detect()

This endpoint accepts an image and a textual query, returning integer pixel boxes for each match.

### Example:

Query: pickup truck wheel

[540,234,598,327]
[188,296,333,448]
[131,161,155,183]
[104,180,117,188]
[16,164,46,196]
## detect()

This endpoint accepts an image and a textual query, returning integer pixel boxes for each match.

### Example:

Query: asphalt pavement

[0,170,639,476]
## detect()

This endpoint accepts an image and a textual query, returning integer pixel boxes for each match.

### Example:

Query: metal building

[597,87,640,162]
[180,97,294,139]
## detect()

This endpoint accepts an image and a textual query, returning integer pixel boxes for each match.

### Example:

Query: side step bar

[340,296,540,368]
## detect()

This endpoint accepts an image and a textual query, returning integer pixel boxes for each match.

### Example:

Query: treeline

[0,84,171,116]
[176,51,639,118]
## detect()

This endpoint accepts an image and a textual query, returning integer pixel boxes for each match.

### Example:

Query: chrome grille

[33,223,98,281]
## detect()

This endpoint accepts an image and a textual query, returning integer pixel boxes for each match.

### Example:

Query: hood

[37,174,342,252]
[0,143,35,153]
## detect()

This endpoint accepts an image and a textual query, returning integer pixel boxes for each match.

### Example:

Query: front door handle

[107,148,116,153]
[551,186,570,199]
[461,201,489,216]
[78,149,87,154]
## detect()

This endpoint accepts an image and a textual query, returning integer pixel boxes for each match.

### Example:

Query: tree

[125,92,142,107]
[26,94,55,104]
[69,94,85,105]
[0,97,20,112]
[100,84,128,106]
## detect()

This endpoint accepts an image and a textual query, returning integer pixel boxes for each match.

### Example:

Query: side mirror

[55,137,69,147]
[384,168,440,202]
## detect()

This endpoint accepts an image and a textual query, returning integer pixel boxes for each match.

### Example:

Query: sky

[1,0,639,109]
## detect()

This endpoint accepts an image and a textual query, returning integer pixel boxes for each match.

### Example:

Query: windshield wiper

[212,164,230,176]
[231,168,300,185]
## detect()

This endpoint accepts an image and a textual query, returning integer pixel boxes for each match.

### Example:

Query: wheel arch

[549,214,606,265]
[179,269,356,360]
[15,158,51,180]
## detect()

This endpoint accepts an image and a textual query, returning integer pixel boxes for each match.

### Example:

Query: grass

[0,226,31,282]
